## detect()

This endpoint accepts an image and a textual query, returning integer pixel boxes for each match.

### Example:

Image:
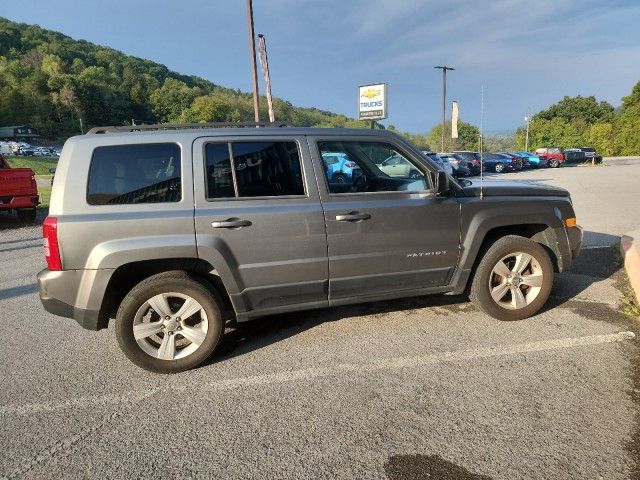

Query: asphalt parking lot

[1,160,639,479]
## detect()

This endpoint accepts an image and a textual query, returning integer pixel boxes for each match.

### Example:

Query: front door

[309,136,461,301]
[193,135,328,315]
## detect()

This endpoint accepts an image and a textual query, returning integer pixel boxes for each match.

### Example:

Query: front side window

[205,141,304,199]
[87,143,181,205]
[318,141,428,194]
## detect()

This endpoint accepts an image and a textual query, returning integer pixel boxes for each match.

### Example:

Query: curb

[621,231,640,305]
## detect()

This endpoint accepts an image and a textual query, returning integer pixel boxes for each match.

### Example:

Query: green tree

[587,123,615,156]
[426,120,480,151]
[536,95,615,124]
[149,78,200,123]
[613,80,640,155]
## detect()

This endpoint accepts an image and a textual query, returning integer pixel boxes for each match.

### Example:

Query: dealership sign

[358,83,387,120]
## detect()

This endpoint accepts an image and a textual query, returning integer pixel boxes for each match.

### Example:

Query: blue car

[514,151,548,168]
[321,152,359,184]
[481,153,520,173]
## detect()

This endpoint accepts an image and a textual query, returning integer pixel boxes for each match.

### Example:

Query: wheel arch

[96,258,234,330]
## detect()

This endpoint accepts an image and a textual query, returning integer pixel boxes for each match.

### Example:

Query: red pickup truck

[0,154,39,224]
[534,147,565,168]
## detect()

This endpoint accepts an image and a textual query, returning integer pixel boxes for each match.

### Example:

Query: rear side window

[205,141,304,199]
[87,143,181,205]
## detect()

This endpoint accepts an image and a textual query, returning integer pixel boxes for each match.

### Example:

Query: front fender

[458,197,572,272]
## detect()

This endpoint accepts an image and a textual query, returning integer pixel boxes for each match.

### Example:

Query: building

[0,125,39,141]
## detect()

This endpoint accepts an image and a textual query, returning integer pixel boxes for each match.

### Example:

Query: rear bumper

[0,195,39,209]
[37,268,114,331]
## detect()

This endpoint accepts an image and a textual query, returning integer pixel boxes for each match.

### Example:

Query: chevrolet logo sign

[360,88,380,99]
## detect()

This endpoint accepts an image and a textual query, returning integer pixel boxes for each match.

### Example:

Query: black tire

[115,271,224,373]
[470,235,554,321]
[332,173,348,184]
[17,208,37,225]
[549,159,560,168]
[494,163,505,173]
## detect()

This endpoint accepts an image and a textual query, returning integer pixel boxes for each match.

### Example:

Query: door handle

[211,218,252,229]
[335,212,371,222]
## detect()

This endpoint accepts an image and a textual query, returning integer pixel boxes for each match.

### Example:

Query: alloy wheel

[488,252,543,310]
[132,292,209,360]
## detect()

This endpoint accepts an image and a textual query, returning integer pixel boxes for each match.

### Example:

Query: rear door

[308,136,461,302]
[193,135,328,315]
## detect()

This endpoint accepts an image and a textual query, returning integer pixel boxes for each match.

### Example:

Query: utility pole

[434,65,455,152]
[246,0,260,122]
[524,114,530,151]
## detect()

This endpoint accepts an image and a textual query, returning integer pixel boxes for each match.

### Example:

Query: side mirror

[435,170,449,195]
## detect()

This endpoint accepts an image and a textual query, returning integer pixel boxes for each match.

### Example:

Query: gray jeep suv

[38,123,582,373]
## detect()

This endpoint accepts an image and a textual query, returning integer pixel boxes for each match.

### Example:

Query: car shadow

[208,293,471,365]
[0,209,47,231]
[207,230,621,365]
[0,283,38,301]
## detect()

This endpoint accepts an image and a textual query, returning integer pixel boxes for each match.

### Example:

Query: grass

[7,156,58,175]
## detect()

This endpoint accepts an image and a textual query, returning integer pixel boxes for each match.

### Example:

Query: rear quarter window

[87,143,181,205]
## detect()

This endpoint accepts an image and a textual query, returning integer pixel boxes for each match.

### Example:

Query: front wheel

[494,163,505,173]
[115,271,224,373]
[549,159,560,168]
[470,236,554,321]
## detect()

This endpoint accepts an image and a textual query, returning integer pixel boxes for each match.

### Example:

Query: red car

[534,147,564,168]
[0,153,39,223]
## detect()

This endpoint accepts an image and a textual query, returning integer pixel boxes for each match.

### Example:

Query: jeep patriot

[38,123,583,373]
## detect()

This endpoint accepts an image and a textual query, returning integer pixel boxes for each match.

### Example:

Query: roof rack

[86,122,292,134]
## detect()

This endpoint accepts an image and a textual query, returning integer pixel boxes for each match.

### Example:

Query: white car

[379,154,423,178]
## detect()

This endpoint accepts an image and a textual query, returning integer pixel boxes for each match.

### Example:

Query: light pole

[524,115,530,151]
[245,0,260,122]
[434,65,454,152]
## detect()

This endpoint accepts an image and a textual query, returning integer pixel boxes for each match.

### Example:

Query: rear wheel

[115,271,224,373]
[549,159,560,168]
[17,208,37,225]
[494,163,505,173]
[470,235,554,321]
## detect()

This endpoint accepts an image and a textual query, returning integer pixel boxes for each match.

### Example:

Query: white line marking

[0,389,158,416]
[2,332,633,418]
[581,245,614,250]
[195,331,636,391]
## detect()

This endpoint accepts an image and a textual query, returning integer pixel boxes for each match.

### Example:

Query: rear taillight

[43,216,62,270]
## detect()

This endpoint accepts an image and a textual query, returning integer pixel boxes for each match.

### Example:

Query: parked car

[497,153,526,170]
[378,154,423,178]
[322,152,359,184]
[563,148,588,164]
[438,153,471,177]
[535,147,564,168]
[577,147,602,164]
[422,151,453,176]
[452,151,482,176]
[514,151,548,168]
[38,123,582,373]
[0,153,39,223]
[481,153,521,173]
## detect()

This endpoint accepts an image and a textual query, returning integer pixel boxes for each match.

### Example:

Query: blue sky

[3,0,640,132]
